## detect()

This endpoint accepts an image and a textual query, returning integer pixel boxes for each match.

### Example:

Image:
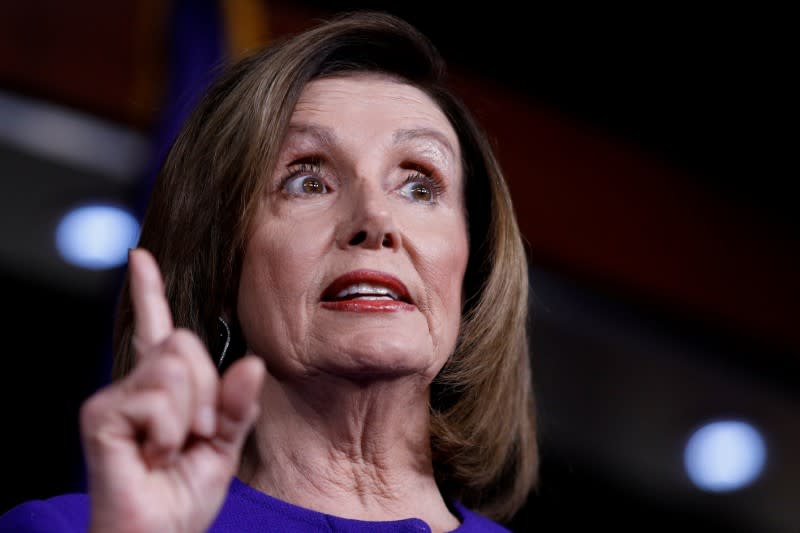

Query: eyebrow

[286,123,456,160]
[392,128,456,160]
[286,123,338,147]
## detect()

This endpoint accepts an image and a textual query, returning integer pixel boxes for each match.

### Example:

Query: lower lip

[321,300,415,312]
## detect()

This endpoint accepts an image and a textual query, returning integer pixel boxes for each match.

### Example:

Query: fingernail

[196,406,216,436]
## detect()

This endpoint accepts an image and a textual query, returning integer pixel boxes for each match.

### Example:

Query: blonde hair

[112,11,536,522]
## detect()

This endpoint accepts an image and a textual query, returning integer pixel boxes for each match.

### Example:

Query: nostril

[349,231,367,246]
[382,235,393,248]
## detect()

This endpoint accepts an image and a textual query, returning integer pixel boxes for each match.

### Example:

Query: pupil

[414,185,430,200]
[303,179,321,193]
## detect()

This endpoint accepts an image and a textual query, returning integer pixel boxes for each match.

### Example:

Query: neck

[238,369,459,532]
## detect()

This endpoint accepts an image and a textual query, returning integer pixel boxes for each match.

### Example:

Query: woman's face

[237,74,468,382]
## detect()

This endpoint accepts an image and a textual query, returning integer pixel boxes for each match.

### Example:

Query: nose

[335,184,401,251]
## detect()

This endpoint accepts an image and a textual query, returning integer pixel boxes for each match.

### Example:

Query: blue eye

[399,173,440,203]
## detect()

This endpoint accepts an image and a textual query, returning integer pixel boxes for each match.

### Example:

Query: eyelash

[400,170,444,203]
[280,158,328,195]
[290,160,321,175]
[279,158,444,202]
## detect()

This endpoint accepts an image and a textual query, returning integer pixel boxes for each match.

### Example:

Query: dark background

[1,2,797,532]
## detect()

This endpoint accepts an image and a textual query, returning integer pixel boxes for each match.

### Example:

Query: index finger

[129,248,174,358]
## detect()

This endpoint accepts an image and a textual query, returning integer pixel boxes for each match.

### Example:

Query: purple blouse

[0,477,511,532]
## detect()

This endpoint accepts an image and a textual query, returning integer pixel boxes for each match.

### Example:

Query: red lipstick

[321,270,415,312]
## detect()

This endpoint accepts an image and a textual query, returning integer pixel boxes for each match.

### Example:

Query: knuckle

[154,355,190,387]
[148,390,171,413]
[208,464,236,489]
[79,392,107,430]
[150,395,186,444]
[166,328,203,354]
[149,393,181,427]
[150,376,190,422]
[131,334,146,354]
[170,328,217,381]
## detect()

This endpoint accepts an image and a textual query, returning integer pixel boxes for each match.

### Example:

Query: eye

[398,172,441,203]
[282,161,329,196]
[286,175,327,195]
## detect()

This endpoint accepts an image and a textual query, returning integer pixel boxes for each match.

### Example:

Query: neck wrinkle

[238,369,459,530]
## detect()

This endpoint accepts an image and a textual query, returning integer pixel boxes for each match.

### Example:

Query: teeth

[335,283,399,300]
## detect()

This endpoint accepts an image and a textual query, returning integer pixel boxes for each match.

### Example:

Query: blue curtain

[137,0,227,215]
[79,0,228,492]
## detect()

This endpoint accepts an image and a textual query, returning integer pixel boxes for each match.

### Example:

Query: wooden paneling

[0,0,166,128]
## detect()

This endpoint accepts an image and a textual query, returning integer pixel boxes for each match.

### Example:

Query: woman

[0,11,536,533]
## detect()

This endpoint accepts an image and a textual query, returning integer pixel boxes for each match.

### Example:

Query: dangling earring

[217,316,231,370]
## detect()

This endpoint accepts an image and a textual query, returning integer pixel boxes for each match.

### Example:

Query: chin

[316,335,441,382]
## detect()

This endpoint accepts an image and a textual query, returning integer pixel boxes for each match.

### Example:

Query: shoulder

[453,504,514,533]
[0,493,89,533]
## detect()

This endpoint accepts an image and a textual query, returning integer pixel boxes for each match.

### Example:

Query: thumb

[213,355,265,457]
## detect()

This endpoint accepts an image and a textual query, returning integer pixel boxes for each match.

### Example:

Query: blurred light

[0,89,148,182]
[56,205,140,270]
[684,419,766,492]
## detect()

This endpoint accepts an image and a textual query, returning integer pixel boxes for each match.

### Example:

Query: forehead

[291,74,459,147]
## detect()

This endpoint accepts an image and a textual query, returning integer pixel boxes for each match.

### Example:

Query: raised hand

[80,248,265,533]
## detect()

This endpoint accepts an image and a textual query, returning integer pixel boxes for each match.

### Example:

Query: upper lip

[321,270,413,304]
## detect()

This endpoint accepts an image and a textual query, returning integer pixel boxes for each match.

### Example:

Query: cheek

[442,239,469,322]
[237,221,329,347]
[245,212,329,291]
[420,218,469,336]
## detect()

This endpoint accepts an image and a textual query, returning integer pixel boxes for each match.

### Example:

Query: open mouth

[321,270,414,310]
